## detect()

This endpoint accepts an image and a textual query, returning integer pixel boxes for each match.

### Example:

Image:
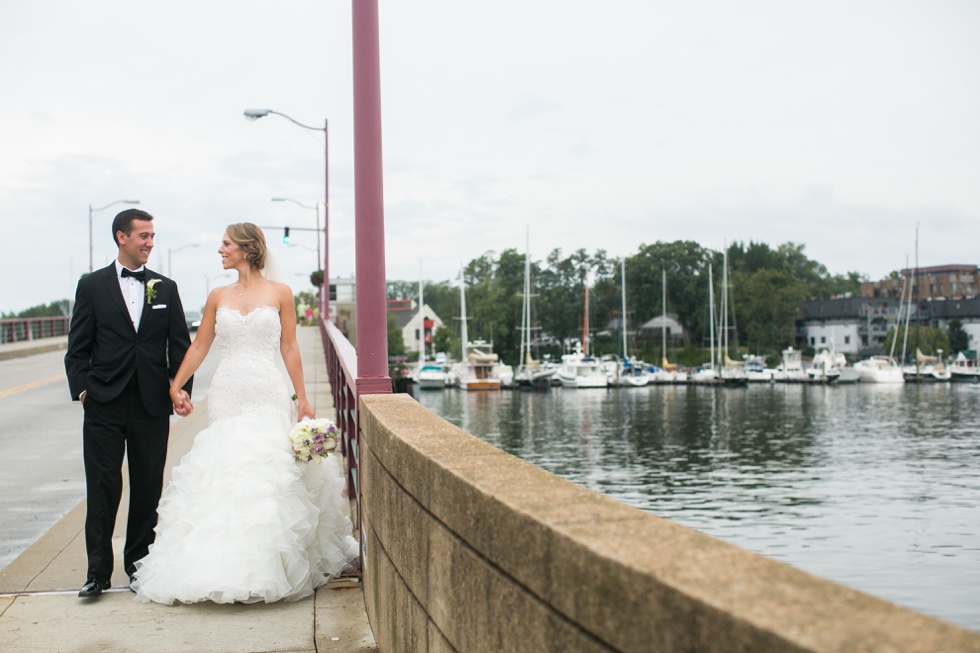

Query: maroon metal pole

[352,0,391,394]
[323,118,330,323]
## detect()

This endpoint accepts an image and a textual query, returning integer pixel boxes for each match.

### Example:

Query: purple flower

[312,433,325,443]
[311,442,325,455]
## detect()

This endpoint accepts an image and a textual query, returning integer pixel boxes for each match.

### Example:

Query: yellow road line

[0,374,66,399]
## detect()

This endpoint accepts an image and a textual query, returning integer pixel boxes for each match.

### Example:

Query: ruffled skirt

[132,408,358,605]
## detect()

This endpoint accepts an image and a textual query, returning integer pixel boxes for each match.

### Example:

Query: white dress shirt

[115,260,146,332]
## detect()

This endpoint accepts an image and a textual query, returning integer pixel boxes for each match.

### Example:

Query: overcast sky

[2,0,979,314]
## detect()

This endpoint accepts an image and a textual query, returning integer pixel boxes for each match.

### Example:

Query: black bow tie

[121,268,147,282]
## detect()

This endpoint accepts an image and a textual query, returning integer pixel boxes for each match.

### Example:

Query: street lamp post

[205,273,231,296]
[244,109,329,321]
[89,199,140,273]
[168,243,199,278]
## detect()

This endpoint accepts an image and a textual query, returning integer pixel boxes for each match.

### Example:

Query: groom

[65,208,193,598]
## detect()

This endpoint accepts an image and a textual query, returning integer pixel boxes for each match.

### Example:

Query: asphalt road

[0,340,219,570]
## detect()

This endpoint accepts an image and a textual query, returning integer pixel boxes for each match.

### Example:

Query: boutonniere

[146,278,162,304]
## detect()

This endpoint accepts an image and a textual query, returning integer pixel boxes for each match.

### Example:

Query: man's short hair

[111,209,154,247]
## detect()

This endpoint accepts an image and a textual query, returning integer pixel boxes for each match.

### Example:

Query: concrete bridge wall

[358,394,980,653]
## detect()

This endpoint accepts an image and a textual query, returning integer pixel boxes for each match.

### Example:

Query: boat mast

[901,253,913,364]
[889,270,908,359]
[708,264,715,372]
[721,248,728,365]
[621,259,628,361]
[582,277,590,356]
[521,227,531,367]
[459,266,469,361]
[418,260,424,373]
[661,267,667,367]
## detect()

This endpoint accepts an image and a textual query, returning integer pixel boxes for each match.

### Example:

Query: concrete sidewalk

[0,326,377,653]
[0,335,68,361]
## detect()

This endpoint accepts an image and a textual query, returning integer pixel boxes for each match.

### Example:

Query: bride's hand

[296,398,314,422]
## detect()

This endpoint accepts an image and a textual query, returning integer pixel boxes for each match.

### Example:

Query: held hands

[296,397,315,422]
[171,387,194,416]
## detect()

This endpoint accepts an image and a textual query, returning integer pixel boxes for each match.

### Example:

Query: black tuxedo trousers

[65,264,192,582]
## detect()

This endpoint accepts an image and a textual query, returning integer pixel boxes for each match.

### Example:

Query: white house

[393,302,445,356]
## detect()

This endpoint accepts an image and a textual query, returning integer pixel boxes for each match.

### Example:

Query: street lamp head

[123,200,140,205]
[244,109,271,121]
[271,197,287,202]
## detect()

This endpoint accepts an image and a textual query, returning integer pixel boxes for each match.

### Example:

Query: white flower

[146,278,162,304]
[288,417,339,462]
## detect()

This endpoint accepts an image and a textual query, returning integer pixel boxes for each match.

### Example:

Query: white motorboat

[772,347,808,382]
[415,364,450,390]
[455,269,501,391]
[853,355,904,383]
[557,347,608,388]
[743,355,774,382]
[949,351,980,383]
[807,345,842,384]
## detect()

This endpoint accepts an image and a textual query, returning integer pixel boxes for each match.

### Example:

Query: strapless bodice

[207,306,292,424]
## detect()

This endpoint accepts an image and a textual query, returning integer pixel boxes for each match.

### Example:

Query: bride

[132,223,358,605]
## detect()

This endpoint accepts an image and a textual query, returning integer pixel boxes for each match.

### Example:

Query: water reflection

[415,383,980,631]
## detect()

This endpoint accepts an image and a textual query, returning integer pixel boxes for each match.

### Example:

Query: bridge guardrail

[0,317,70,344]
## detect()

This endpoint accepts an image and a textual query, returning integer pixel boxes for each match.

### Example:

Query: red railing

[321,318,361,525]
[0,317,70,344]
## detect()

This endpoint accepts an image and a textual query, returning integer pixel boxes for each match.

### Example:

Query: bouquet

[288,417,338,462]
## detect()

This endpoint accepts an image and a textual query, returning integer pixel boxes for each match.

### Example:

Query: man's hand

[170,388,194,416]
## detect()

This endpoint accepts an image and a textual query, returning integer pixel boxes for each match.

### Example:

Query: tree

[386,280,416,300]
[948,319,969,354]
[2,300,71,319]
[432,325,456,358]
[626,241,712,347]
[387,313,405,356]
[736,268,808,351]
[884,326,949,361]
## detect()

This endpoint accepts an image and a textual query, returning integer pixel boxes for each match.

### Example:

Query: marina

[415,380,980,632]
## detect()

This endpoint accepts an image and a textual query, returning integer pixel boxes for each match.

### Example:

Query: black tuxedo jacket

[65,264,193,417]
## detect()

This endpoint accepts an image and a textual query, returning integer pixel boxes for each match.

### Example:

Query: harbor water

[414,381,980,632]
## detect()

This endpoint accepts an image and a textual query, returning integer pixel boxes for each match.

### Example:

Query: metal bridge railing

[0,317,70,344]
[320,318,361,527]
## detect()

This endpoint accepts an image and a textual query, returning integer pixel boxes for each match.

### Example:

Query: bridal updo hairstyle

[226,223,267,271]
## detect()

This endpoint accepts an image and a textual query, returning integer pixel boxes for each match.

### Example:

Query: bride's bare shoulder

[266,281,293,307]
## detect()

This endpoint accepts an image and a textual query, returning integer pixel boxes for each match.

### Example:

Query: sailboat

[690,264,720,385]
[717,249,748,387]
[898,230,950,383]
[453,267,503,391]
[606,260,649,387]
[556,276,608,388]
[514,229,556,390]
[854,256,906,384]
[650,268,686,384]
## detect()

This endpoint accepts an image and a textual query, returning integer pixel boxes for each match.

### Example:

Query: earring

[245,253,248,259]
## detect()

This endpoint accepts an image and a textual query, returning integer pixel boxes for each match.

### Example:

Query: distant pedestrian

[65,208,193,599]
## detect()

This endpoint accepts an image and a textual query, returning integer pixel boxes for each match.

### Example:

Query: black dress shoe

[78,578,110,598]
[129,574,137,593]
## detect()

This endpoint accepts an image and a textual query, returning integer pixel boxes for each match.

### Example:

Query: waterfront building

[331,276,357,343]
[387,298,445,356]
[861,264,979,300]
[637,313,687,348]
[798,294,980,357]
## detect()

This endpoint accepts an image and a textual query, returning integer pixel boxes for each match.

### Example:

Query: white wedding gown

[132,305,359,605]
